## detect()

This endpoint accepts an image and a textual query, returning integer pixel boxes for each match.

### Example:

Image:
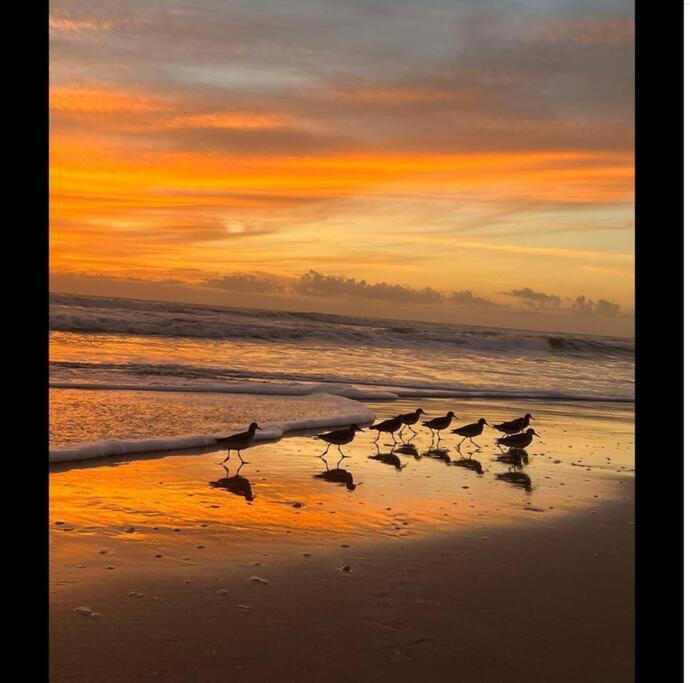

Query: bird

[314,424,364,460]
[496,428,540,452]
[422,411,457,442]
[491,413,534,436]
[451,418,488,451]
[215,422,262,464]
[399,408,427,437]
[368,415,404,443]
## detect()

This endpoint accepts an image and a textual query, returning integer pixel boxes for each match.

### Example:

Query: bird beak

[257,426,263,431]
[356,426,364,432]
[534,432,541,438]
[421,410,427,414]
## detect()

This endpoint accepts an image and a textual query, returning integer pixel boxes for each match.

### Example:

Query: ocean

[49,292,634,461]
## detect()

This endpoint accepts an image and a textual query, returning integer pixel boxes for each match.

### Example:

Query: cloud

[294,270,444,304]
[505,287,561,308]
[204,274,286,294]
[571,295,622,317]
[448,290,497,307]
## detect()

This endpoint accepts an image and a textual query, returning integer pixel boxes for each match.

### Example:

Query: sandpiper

[496,428,540,451]
[399,408,427,436]
[216,422,262,464]
[451,418,488,451]
[314,424,364,460]
[368,415,404,443]
[422,411,457,442]
[491,413,533,436]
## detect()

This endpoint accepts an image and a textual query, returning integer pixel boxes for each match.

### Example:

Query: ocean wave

[49,376,634,404]
[49,397,374,464]
[50,293,634,357]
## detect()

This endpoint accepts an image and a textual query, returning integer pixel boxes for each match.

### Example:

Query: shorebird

[496,428,540,452]
[422,411,457,442]
[216,422,262,464]
[368,415,404,443]
[209,464,254,501]
[314,424,364,460]
[451,418,487,451]
[399,408,427,437]
[491,413,533,436]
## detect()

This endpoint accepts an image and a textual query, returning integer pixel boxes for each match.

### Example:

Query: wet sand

[50,397,634,682]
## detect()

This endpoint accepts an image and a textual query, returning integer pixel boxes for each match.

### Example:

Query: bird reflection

[425,447,451,464]
[495,470,533,492]
[395,443,421,459]
[453,457,484,475]
[209,463,255,502]
[369,442,405,469]
[314,466,358,491]
[496,448,529,468]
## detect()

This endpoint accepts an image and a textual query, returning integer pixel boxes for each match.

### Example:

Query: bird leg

[337,445,349,460]
[220,448,231,465]
[238,449,248,464]
[470,437,480,449]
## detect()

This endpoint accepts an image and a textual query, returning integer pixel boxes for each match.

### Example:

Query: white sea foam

[49,380,398,401]
[49,393,374,464]
[48,379,632,403]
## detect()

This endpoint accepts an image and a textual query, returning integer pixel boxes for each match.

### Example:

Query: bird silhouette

[491,413,533,436]
[422,411,457,445]
[314,424,364,461]
[496,428,540,452]
[368,415,404,444]
[451,418,487,451]
[398,408,427,437]
[215,422,262,464]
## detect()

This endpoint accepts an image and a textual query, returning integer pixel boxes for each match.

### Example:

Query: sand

[49,397,634,682]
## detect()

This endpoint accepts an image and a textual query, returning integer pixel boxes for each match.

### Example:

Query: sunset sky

[50,0,634,336]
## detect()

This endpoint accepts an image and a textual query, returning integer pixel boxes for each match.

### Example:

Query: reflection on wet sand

[395,443,421,459]
[495,470,533,492]
[369,443,405,469]
[209,463,255,501]
[314,467,358,491]
[425,447,452,464]
[453,457,484,475]
[495,448,532,491]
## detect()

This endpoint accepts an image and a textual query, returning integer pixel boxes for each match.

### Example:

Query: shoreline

[50,389,634,465]
[50,396,634,682]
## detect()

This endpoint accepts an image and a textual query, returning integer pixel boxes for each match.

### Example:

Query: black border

[635,0,684,678]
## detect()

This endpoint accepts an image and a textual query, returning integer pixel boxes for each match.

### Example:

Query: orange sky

[50,0,634,336]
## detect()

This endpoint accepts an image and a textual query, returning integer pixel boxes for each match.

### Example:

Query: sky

[50,0,634,337]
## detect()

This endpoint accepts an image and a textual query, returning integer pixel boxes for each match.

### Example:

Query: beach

[50,396,634,682]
